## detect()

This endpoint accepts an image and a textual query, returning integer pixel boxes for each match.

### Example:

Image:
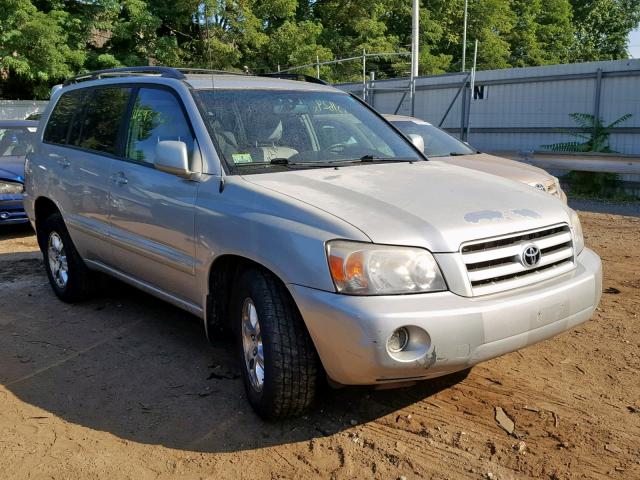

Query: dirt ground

[0,211,638,480]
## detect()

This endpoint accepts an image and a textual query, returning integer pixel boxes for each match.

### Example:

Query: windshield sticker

[232,153,253,164]
[312,100,347,114]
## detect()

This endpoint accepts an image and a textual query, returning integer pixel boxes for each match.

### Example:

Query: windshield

[391,121,476,157]
[0,127,36,158]
[194,89,422,172]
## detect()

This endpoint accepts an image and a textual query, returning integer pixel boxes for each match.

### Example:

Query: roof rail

[175,68,247,76]
[259,73,329,85]
[63,66,186,86]
[62,67,330,87]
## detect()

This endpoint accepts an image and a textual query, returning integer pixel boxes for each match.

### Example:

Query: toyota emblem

[521,244,541,268]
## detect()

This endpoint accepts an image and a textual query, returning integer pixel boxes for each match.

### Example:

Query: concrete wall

[0,100,49,121]
[337,59,640,155]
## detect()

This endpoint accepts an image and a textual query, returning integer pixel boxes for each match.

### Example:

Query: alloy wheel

[241,298,265,392]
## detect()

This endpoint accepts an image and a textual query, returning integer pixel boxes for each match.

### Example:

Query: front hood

[0,157,25,182]
[441,153,552,186]
[242,161,571,252]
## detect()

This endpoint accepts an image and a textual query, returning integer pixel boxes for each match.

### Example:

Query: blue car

[0,120,38,225]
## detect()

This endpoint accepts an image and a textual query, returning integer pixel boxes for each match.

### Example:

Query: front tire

[232,268,319,419]
[39,213,93,302]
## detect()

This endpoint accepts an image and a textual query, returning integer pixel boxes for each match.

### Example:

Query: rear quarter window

[43,90,86,145]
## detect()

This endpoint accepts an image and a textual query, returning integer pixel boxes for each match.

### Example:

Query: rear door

[41,86,131,262]
[107,86,199,304]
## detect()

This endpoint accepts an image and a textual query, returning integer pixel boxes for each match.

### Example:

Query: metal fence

[337,59,640,155]
[0,100,49,120]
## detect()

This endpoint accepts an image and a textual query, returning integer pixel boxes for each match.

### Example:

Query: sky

[629,28,640,58]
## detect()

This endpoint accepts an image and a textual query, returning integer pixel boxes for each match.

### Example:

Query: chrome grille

[461,224,575,296]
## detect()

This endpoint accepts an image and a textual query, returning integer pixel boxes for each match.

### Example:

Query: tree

[0,0,85,97]
[570,0,640,60]
[257,20,333,76]
[507,0,574,67]
[2,0,640,99]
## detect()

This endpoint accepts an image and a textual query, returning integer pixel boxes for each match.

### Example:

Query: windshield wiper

[232,158,294,167]
[235,158,335,169]
[269,158,290,165]
[358,155,416,163]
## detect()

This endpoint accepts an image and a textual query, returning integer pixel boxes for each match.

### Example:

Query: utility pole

[362,49,367,101]
[411,0,419,78]
[462,0,468,71]
[410,0,419,115]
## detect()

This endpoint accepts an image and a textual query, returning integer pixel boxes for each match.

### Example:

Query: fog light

[0,212,10,220]
[387,327,409,353]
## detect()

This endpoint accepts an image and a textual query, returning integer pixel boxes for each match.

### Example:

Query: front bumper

[291,248,602,385]
[0,195,28,225]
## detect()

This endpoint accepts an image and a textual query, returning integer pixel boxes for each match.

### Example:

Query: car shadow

[0,222,34,240]
[0,252,468,453]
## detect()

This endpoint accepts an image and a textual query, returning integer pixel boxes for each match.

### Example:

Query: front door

[108,87,199,305]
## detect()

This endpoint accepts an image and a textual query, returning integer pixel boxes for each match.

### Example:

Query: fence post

[593,68,603,138]
[362,49,367,101]
[460,78,468,139]
[369,71,376,109]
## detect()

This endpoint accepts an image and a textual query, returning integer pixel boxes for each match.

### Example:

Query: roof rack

[259,73,329,85]
[63,66,187,86]
[62,67,329,87]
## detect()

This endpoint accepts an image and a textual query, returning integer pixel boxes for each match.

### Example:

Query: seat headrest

[247,117,282,146]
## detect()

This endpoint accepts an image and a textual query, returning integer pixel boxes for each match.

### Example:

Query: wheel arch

[204,254,304,342]
[34,197,61,250]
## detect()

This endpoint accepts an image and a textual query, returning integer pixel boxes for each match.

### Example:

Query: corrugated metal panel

[338,59,640,154]
[0,100,48,120]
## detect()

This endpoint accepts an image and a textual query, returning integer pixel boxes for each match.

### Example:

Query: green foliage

[565,170,622,197]
[0,0,85,97]
[1,0,640,98]
[570,0,640,61]
[542,113,633,152]
[508,0,575,67]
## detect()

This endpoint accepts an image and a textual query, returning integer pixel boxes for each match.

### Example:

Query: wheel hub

[47,232,68,289]
[241,298,264,392]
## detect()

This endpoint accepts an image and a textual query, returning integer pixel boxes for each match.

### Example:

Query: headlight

[569,209,584,255]
[326,240,446,295]
[0,181,23,194]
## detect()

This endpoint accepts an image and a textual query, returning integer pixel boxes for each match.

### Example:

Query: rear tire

[232,268,319,419]
[39,213,93,302]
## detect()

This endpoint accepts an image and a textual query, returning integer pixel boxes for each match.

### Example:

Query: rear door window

[43,90,86,145]
[125,88,194,165]
[76,87,131,155]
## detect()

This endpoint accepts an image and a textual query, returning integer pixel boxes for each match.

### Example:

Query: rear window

[76,87,131,155]
[43,90,86,145]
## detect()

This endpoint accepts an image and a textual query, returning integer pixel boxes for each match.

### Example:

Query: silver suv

[25,67,602,419]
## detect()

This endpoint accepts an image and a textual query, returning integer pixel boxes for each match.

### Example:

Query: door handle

[113,172,128,185]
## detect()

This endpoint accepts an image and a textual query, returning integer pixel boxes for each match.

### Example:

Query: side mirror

[155,141,190,177]
[408,133,425,153]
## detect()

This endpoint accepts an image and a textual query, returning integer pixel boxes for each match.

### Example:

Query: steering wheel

[325,143,349,154]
